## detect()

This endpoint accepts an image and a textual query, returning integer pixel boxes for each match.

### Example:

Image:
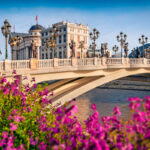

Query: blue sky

[0,0,150,60]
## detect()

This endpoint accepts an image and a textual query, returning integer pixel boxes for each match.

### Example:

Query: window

[59,47,61,49]
[59,35,62,43]
[46,53,48,59]
[64,34,66,43]
[42,54,44,59]
[42,33,44,36]
[64,27,66,32]
[50,52,52,59]
[46,32,48,36]
[59,51,62,58]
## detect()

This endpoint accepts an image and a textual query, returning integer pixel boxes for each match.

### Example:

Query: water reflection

[76,88,150,121]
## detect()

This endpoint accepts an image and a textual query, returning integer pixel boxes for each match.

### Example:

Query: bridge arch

[52,68,150,107]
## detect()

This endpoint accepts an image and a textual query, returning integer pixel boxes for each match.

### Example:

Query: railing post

[94,57,97,65]
[143,58,146,64]
[4,59,11,71]
[30,58,38,70]
[53,58,58,67]
[71,57,77,67]
[102,57,106,65]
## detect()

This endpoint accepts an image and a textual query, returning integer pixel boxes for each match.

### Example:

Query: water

[76,88,150,121]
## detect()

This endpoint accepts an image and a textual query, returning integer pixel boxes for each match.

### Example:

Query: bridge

[1,57,150,107]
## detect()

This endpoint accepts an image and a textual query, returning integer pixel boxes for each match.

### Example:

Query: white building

[41,21,89,59]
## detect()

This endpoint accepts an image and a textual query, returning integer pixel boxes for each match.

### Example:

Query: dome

[29,24,45,31]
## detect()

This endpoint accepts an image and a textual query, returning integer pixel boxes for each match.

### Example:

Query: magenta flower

[10,123,18,131]
[30,137,38,146]
[113,106,121,116]
[91,104,96,110]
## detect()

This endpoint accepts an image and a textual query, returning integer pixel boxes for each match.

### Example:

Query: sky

[0,0,150,60]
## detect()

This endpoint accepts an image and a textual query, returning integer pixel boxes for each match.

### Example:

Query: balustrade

[38,59,53,68]
[58,59,72,67]
[77,58,95,66]
[0,58,149,73]
[106,58,123,65]
[11,60,30,70]
[129,58,144,65]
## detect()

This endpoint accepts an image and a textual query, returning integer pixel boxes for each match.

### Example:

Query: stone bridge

[1,57,150,107]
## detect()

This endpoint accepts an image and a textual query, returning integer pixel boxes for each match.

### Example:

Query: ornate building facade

[41,21,89,59]
[10,24,44,60]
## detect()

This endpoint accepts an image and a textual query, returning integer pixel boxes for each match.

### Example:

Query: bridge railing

[129,58,145,65]
[1,58,150,73]
[77,58,95,66]
[38,59,53,68]
[11,60,30,70]
[58,59,72,67]
[106,58,123,65]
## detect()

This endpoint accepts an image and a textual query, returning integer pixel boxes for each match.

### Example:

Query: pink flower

[10,123,18,131]
[2,132,8,139]
[91,104,96,110]
[113,106,121,116]
[30,137,38,146]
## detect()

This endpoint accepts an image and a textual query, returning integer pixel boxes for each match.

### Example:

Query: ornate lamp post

[90,42,97,57]
[15,35,23,60]
[138,35,148,58]
[117,32,127,58]
[9,36,17,60]
[124,42,129,58]
[44,38,55,59]
[112,45,119,57]
[69,40,76,58]
[78,41,85,58]
[89,28,100,57]
[1,19,11,59]
[49,25,60,58]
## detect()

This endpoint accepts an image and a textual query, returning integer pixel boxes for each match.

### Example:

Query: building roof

[29,24,45,31]
[10,32,29,37]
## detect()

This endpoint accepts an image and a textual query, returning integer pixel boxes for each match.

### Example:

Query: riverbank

[98,75,150,91]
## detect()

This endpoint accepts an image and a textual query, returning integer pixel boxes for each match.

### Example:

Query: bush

[0,73,150,150]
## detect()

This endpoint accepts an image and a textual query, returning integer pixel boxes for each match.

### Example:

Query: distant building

[129,43,150,58]
[10,24,44,60]
[41,21,89,59]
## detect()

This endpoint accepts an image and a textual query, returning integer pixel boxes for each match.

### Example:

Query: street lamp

[1,19,11,59]
[78,41,85,58]
[124,42,129,58]
[138,35,148,58]
[44,38,55,59]
[15,35,22,60]
[69,40,76,58]
[89,28,100,57]
[112,45,119,58]
[90,42,97,57]
[49,25,60,58]
[9,36,17,60]
[117,32,127,58]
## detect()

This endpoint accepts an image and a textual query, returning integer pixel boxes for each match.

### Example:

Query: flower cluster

[0,72,149,149]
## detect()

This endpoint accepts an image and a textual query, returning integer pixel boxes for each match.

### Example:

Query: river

[75,88,150,122]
